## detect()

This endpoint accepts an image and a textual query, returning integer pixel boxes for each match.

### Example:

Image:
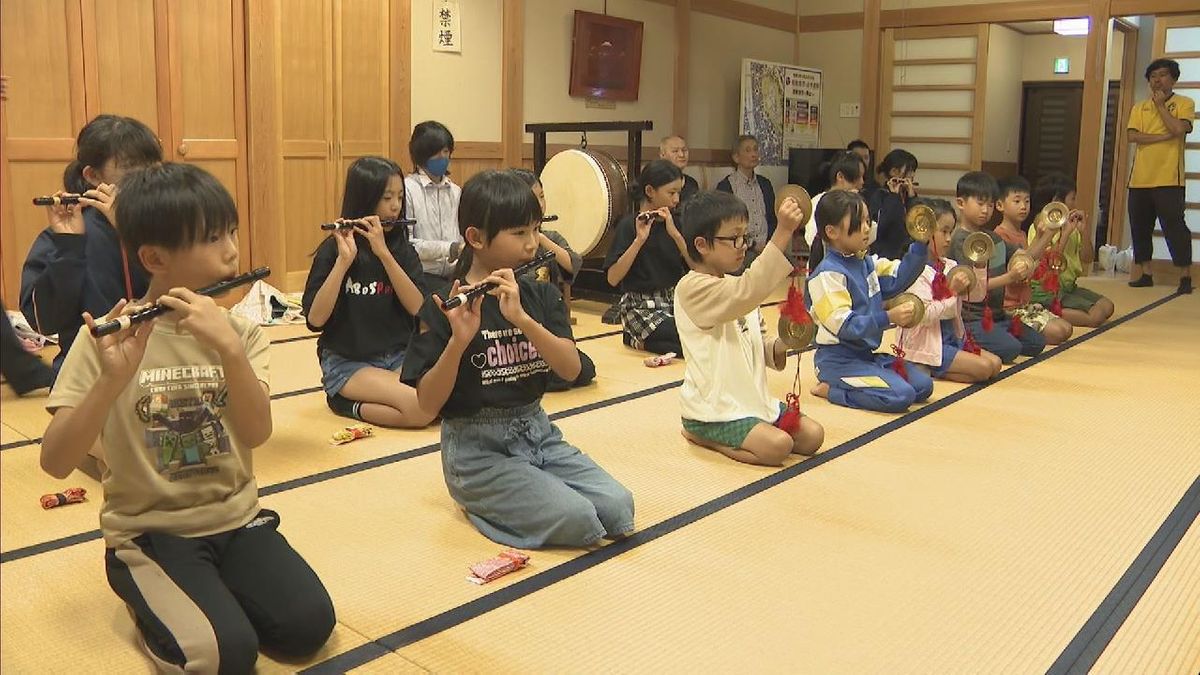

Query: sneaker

[1128,274,1154,288]
[1179,277,1193,294]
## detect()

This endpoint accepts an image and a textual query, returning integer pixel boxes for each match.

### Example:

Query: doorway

[1019,80,1120,242]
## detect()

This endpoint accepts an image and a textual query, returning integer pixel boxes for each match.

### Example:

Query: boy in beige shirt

[43,163,334,672]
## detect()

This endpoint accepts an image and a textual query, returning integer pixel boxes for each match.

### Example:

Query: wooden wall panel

[170,0,237,139]
[283,159,332,291]
[83,0,161,131]
[166,0,250,273]
[280,0,335,290]
[0,0,87,306]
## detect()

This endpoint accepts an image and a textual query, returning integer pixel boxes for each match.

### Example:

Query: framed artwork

[569,11,643,101]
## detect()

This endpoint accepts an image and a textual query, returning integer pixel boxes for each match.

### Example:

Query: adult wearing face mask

[404,120,464,289]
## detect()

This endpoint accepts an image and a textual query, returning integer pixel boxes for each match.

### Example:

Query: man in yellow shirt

[1126,58,1194,294]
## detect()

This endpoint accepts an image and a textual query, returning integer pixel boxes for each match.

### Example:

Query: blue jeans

[964,318,1045,364]
[814,345,934,413]
[440,402,635,548]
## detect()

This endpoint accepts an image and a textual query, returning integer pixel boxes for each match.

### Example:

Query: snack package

[330,424,374,446]
[643,352,677,368]
[41,487,87,510]
[468,549,531,584]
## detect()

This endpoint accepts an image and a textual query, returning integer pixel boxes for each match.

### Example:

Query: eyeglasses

[712,234,753,249]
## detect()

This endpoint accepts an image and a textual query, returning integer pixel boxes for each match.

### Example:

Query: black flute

[637,210,666,225]
[541,214,559,222]
[90,267,271,337]
[319,217,416,231]
[32,195,83,206]
[441,251,556,310]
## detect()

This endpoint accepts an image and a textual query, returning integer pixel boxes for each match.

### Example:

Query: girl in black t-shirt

[302,157,433,427]
[401,170,634,548]
[603,159,690,355]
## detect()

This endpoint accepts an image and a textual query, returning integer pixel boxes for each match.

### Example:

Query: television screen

[787,148,857,195]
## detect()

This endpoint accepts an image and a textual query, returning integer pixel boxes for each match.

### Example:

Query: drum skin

[539,148,629,258]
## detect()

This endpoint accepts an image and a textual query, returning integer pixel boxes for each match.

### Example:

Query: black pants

[623,318,682,356]
[0,302,52,394]
[105,510,335,674]
[1128,186,1192,267]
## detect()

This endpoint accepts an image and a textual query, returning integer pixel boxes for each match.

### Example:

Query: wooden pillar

[1107,20,1138,248]
[1075,0,1112,225]
[674,0,690,138]
[860,0,881,146]
[502,0,524,168]
[793,0,801,64]
[392,0,412,162]
[245,0,283,277]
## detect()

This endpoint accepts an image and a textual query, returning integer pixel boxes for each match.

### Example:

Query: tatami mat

[0,542,405,674]
[393,291,1200,673]
[1092,510,1200,674]
[0,423,29,445]
[2,278,1196,672]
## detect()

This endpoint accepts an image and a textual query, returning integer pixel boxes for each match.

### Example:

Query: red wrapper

[41,487,87,510]
[469,549,531,584]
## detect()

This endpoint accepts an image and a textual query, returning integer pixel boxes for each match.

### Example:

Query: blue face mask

[425,156,450,177]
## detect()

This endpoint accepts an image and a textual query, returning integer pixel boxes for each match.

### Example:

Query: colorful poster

[740,59,822,165]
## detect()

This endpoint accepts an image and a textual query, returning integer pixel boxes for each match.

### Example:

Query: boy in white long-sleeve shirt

[675,191,825,466]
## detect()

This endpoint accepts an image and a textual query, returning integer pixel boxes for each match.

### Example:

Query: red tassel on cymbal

[982,304,994,332]
[775,392,801,434]
[1044,271,1060,294]
[1050,296,1063,316]
[781,283,813,325]
[963,329,982,355]
[891,344,909,381]
[1008,316,1023,337]
[1032,256,1049,282]
[931,261,952,300]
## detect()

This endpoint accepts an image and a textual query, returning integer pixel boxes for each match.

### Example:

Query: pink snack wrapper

[643,352,677,367]
[468,549,531,584]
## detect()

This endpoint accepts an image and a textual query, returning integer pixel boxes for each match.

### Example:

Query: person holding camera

[864,148,920,259]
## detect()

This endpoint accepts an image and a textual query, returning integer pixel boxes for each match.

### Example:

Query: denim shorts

[318,347,405,398]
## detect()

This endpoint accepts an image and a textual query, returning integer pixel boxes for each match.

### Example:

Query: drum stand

[526,120,654,178]
[525,121,654,309]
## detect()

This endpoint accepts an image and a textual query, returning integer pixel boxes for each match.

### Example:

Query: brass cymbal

[1039,201,1069,230]
[963,231,994,266]
[777,315,817,350]
[775,184,814,225]
[946,264,976,294]
[884,292,925,328]
[1008,250,1034,277]
[904,203,936,243]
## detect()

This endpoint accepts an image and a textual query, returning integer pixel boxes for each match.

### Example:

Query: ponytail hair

[630,159,682,210]
[64,115,162,194]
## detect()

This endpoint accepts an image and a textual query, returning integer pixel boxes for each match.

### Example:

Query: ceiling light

[1053,18,1090,36]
